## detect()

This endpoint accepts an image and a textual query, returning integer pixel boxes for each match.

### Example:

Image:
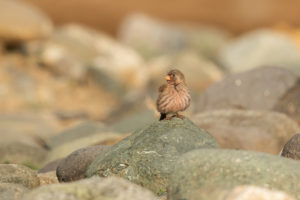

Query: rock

[86,117,218,195]
[195,67,300,120]
[281,134,300,160]
[185,185,296,200]
[0,113,59,146]
[118,13,231,60]
[226,185,296,200]
[56,145,110,182]
[27,24,148,97]
[0,164,39,189]
[0,183,29,200]
[147,50,224,93]
[47,122,110,148]
[0,142,47,169]
[193,110,300,154]
[168,149,300,200]
[111,110,157,134]
[38,158,64,173]
[45,122,125,163]
[0,0,53,42]
[119,13,187,59]
[22,176,156,200]
[38,171,58,186]
[274,80,300,124]
[218,30,300,73]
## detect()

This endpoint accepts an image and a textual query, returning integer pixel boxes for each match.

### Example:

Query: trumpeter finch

[156,69,191,120]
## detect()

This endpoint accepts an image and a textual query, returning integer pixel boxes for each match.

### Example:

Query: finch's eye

[171,74,175,77]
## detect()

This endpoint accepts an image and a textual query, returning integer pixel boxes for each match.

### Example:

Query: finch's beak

[165,75,171,81]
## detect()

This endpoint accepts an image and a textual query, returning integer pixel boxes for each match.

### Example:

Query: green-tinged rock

[0,142,47,168]
[0,164,39,189]
[168,149,300,200]
[22,176,156,200]
[86,117,218,194]
[0,183,29,200]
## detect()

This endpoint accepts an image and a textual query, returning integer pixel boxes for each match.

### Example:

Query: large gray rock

[22,176,156,200]
[0,0,53,42]
[195,67,300,122]
[45,122,125,163]
[0,183,29,200]
[168,149,300,200]
[281,134,300,160]
[57,145,110,182]
[0,164,39,189]
[86,117,218,195]
[218,30,300,73]
[193,110,300,154]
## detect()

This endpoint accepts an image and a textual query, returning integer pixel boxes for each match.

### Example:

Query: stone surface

[218,30,300,73]
[0,183,29,200]
[168,149,300,200]
[86,117,218,195]
[0,142,47,169]
[22,176,156,200]
[38,158,64,173]
[56,145,110,182]
[38,171,58,186]
[195,67,300,114]
[193,109,300,154]
[274,80,300,124]
[0,164,39,189]
[0,0,53,42]
[281,134,300,160]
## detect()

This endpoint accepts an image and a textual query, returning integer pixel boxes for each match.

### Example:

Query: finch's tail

[159,113,166,121]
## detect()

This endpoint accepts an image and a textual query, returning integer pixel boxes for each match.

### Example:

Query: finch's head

[165,69,185,85]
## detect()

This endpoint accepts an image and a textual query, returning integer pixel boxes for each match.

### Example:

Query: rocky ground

[1,1,300,200]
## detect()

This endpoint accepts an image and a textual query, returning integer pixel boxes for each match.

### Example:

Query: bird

[156,69,191,120]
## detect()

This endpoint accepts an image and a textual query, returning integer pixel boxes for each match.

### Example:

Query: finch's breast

[157,85,190,113]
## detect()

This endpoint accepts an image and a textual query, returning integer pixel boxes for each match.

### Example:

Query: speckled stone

[281,134,300,160]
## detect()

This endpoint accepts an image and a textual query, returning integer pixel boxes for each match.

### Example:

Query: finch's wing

[158,84,167,93]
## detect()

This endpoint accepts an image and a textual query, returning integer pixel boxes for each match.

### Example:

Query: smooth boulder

[56,145,110,182]
[86,117,218,195]
[193,110,300,154]
[168,149,300,200]
[195,67,300,124]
